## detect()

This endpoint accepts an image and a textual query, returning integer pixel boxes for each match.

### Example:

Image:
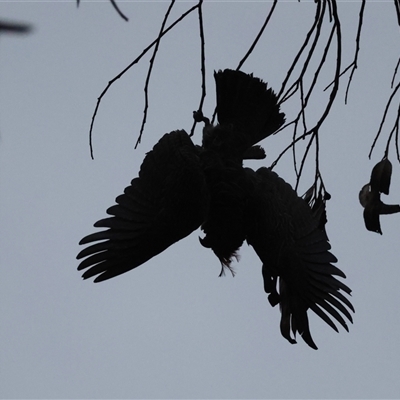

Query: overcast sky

[1,1,400,399]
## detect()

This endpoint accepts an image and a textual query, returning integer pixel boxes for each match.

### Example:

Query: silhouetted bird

[359,157,400,234]
[77,69,353,349]
[0,19,31,34]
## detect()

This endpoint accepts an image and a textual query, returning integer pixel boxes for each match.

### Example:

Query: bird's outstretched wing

[77,130,208,282]
[246,167,354,349]
[213,69,285,149]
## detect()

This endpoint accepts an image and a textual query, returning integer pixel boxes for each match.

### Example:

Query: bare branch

[395,105,400,162]
[109,0,129,21]
[88,3,199,158]
[391,57,400,88]
[136,0,176,148]
[277,0,324,103]
[236,0,278,71]
[272,0,342,191]
[76,0,128,21]
[385,101,400,160]
[343,0,365,104]
[190,0,207,137]
[324,1,365,101]
[394,0,400,26]
[369,81,400,159]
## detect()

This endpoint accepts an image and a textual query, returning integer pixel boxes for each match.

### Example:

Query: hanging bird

[77,69,353,349]
[359,157,400,234]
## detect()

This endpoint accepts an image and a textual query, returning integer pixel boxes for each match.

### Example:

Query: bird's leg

[263,268,280,307]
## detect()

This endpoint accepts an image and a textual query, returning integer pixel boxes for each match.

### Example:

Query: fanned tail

[214,69,285,148]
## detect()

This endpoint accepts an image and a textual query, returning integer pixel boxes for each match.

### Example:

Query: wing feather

[245,167,354,349]
[77,130,208,282]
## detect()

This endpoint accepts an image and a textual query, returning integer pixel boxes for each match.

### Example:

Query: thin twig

[313,0,341,133]
[385,105,399,157]
[88,3,199,158]
[304,22,336,107]
[395,105,400,162]
[279,4,326,106]
[344,0,365,104]
[236,0,278,71]
[270,129,312,170]
[391,57,400,88]
[369,81,400,159]
[277,0,323,102]
[314,129,320,192]
[110,0,129,21]
[295,129,317,191]
[394,0,400,26]
[324,0,364,100]
[76,0,128,21]
[190,0,207,137]
[271,0,342,192]
[136,0,176,148]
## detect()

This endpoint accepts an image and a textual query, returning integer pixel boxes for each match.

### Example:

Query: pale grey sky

[1,1,400,398]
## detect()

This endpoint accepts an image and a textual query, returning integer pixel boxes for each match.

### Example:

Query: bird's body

[359,157,400,234]
[78,69,353,349]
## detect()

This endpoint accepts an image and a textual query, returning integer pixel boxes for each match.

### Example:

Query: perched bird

[77,69,353,349]
[359,157,400,234]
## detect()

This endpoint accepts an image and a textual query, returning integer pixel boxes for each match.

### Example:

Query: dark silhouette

[359,157,400,234]
[77,69,353,349]
[0,19,31,34]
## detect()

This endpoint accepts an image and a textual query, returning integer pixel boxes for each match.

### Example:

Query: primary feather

[77,130,208,282]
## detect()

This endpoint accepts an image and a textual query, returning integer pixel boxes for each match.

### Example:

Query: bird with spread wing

[77,69,353,349]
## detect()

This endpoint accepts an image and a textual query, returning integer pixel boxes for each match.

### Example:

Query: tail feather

[214,69,285,148]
